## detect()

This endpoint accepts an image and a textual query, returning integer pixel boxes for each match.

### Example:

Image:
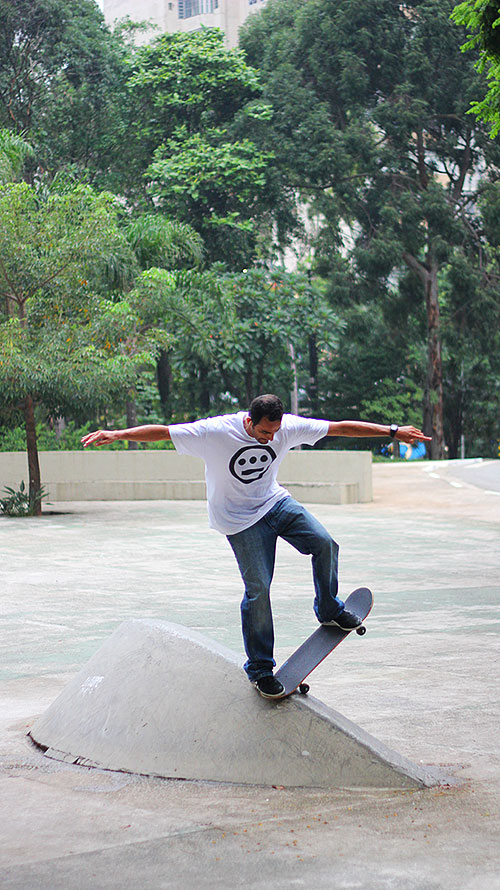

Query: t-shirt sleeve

[284,415,329,448]
[168,419,208,458]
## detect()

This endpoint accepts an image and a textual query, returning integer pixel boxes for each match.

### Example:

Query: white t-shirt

[169,412,329,535]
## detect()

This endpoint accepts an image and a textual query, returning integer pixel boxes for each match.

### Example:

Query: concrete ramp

[29,620,446,789]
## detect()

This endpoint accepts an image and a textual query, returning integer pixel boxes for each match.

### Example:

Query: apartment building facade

[103,0,268,47]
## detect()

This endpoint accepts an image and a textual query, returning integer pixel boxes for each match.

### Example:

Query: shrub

[0,480,49,516]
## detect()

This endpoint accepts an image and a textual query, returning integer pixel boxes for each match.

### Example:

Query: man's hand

[81,430,119,448]
[395,426,432,445]
[81,424,171,447]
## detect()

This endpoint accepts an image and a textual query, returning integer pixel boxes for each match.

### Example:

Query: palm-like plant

[0,129,34,183]
[125,214,204,271]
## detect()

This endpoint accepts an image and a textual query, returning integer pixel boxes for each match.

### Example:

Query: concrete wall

[0,450,372,504]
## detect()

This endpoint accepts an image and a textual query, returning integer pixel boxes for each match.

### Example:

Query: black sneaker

[321,609,362,631]
[253,675,286,699]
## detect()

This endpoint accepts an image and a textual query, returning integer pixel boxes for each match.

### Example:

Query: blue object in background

[379,441,427,460]
[399,441,427,460]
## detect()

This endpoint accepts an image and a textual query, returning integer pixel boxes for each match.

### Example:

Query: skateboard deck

[275,586,373,697]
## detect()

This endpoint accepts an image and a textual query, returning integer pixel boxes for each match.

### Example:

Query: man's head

[245,394,284,443]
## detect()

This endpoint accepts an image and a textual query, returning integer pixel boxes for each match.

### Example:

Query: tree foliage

[0,181,144,511]
[241,0,500,458]
[127,28,290,267]
[125,214,205,271]
[1,1,499,471]
[143,266,342,421]
[0,129,34,183]
[0,0,130,188]
[452,1,500,135]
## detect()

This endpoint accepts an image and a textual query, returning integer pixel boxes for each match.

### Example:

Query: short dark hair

[248,394,284,425]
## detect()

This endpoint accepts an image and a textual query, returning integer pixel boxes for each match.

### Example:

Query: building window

[179,0,218,17]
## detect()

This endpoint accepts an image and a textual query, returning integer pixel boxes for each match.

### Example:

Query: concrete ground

[1,458,499,889]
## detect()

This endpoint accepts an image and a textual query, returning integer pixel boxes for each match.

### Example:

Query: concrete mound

[29,620,446,789]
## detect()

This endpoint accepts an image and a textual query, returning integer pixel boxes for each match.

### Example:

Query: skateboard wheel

[298,684,310,695]
[356,625,366,636]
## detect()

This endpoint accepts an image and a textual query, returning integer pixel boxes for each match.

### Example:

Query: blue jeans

[227,496,344,681]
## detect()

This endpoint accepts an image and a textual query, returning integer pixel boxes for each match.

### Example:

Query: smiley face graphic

[229,445,277,484]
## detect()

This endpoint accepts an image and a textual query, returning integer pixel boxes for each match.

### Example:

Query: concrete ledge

[46,480,208,501]
[286,481,359,505]
[42,479,359,504]
[30,619,448,790]
[0,449,372,504]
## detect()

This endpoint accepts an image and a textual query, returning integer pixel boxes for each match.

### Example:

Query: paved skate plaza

[1,460,500,888]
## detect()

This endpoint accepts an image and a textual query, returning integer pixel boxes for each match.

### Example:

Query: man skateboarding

[82,394,430,699]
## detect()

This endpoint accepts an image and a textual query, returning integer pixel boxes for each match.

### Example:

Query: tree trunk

[403,251,445,460]
[423,261,445,460]
[445,372,463,461]
[256,355,265,395]
[156,349,172,420]
[24,395,42,516]
[288,341,299,415]
[199,363,210,415]
[308,334,318,415]
[54,416,67,440]
[126,398,138,450]
[244,369,253,406]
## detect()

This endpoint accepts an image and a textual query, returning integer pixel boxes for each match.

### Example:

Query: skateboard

[275,586,373,697]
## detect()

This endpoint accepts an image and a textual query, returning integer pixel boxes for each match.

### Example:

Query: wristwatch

[389,424,399,439]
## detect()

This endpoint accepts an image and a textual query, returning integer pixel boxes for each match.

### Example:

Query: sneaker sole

[321,620,361,631]
[252,681,286,700]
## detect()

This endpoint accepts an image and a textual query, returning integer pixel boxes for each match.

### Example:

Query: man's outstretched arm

[327,421,431,445]
[81,425,171,447]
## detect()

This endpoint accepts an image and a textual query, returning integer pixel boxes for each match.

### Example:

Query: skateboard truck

[297,621,366,695]
[275,587,373,698]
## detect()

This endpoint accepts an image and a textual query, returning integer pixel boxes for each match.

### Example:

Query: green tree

[146,129,274,270]
[439,181,500,456]
[150,267,341,419]
[452,0,500,135]
[241,0,500,458]
[123,213,206,424]
[127,29,289,267]
[0,181,141,513]
[219,269,341,411]
[0,0,130,189]
[125,214,205,272]
[0,129,34,183]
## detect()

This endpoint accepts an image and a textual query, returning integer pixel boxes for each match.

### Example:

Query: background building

[103,0,268,47]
